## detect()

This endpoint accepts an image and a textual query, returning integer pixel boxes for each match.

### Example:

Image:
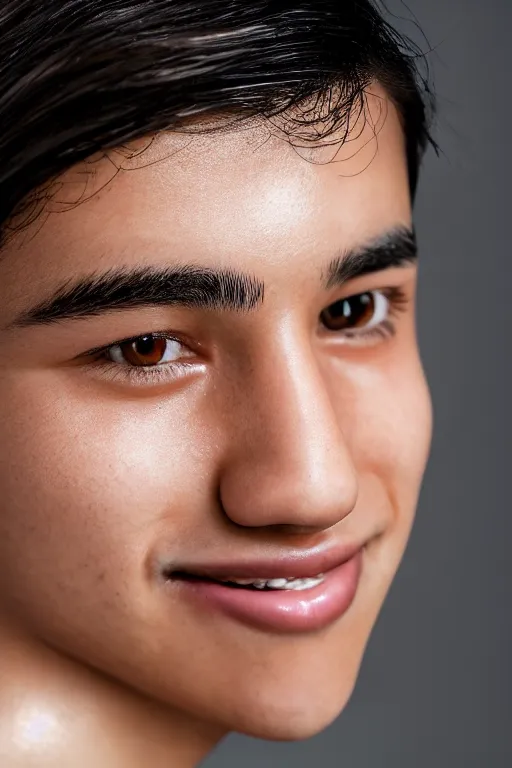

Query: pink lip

[166,548,364,633]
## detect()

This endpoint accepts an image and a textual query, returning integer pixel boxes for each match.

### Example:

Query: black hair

[0,0,436,248]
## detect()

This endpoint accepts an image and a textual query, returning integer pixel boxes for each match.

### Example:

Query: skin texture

[0,86,432,767]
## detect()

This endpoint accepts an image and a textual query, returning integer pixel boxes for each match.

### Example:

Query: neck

[0,623,226,767]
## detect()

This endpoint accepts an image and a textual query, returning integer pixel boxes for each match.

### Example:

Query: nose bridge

[218,333,359,529]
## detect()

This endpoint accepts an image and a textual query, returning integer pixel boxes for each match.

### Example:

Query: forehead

[1,86,410,288]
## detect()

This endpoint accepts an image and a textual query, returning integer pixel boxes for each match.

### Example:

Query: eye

[107,335,185,367]
[84,332,198,387]
[320,290,389,333]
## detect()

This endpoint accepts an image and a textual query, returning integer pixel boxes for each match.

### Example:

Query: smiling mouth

[161,549,364,633]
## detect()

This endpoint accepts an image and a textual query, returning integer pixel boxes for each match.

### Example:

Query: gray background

[203,0,510,766]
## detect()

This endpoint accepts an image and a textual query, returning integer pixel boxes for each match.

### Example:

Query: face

[0,87,432,740]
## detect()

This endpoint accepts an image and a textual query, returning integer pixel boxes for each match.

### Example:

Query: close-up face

[0,87,432,741]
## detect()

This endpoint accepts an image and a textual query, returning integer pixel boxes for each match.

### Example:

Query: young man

[0,1,436,765]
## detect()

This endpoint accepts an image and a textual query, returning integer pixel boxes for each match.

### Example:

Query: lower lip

[169,550,364,634]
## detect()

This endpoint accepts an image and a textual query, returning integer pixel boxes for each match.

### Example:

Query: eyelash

[85,286,409,387]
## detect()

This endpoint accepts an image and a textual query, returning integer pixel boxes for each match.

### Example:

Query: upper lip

[163,540,366,581]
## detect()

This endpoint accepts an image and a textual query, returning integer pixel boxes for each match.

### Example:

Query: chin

[232,683,357,742]
[210,662,361,743]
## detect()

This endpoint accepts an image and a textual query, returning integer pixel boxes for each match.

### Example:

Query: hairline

[1,79,416,253]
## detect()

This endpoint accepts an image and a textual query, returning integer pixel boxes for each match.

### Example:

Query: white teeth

[265,578,289,588]
[218,574,326,590]
[281,576,325,591]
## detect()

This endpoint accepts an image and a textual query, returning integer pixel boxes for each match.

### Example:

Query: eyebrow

[6,225,417,329]
[323,225,417,289]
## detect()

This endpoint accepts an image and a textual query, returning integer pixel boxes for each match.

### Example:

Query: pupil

[136,336,155,355]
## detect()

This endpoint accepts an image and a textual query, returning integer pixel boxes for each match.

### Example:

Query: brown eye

[321,292,380,332]
[108,335,184,367]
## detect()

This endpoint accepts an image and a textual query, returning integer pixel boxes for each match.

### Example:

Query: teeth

[217,574,326,590]
[265,578,288,588]
[283,576,325,591]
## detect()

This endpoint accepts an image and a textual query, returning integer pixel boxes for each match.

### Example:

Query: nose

[218,335,358,532]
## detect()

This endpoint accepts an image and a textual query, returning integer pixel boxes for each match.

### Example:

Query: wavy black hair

[0,0,436,248]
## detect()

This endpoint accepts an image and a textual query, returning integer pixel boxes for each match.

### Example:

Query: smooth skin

[0,85,432,767]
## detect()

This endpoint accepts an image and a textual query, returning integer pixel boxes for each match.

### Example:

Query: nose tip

[219,440,358,531]
[217,351,358,531]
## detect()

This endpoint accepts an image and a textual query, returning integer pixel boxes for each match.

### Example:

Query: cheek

[0,373,207,613]
[335,354,433,513]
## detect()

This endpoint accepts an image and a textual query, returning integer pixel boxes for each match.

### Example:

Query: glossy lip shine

[165,548,364,633]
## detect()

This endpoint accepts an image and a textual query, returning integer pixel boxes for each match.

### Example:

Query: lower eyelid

[86,357,197,387]
[341,319,397,342]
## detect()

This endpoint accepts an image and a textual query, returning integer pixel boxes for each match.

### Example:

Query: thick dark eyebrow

[7,266,265,329]
[6,225,416,330]
[322,225,417,289]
